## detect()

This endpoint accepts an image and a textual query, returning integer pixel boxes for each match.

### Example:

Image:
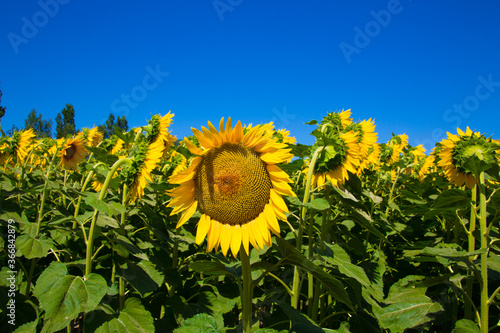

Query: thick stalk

[465,185,477,320]
[240,248,253,333]
[478,173,488,333]
[119,184,128,311]
[85,158,132,277]
[72,170,95,228]
[25,148,58,296]
[291,146,323,309]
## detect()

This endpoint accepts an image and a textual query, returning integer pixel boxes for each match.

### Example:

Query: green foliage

[98,113,129,139]
[55,103,77,138]
[24,108,52,138]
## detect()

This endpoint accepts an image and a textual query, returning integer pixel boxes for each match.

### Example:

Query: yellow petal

[196,214,211,245]
[184,138,203,155]
[270,189,289,213]
[191,128,213,149]
[260,152,284,164]
[176,200,197,228]
[232,121,244,143]
[264,204,280,236]
[207,219,221,252]
[230,224,242,258]
[220,224,231,256]
[241,223,250,255]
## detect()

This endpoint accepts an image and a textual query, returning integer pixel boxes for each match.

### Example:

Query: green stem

[292,146,323,309]
[85,158,132,277]
[240,248,253,333]
[119,184,128,311]
[478,172,488,333]
[385,167,400,217]
[72,169,95,228]
[465,184,477,320]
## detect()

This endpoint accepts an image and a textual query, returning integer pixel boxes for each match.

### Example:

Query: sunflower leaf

[15,234,53,259]
[276,238,354,310]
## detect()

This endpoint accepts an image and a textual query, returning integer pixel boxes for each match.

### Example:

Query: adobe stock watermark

[109,64,169,119]
[7,0,71,54]
[415,74,500,149]
[213,0,242,21]
[270,106,296,127]
[339,0,411,64]
[6,219,17,326]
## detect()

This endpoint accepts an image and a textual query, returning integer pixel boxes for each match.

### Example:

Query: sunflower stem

[465,184,477,320]
[240,247,253,333]
[86,158,132,277]
[478,172,488,333]
[72,169,95,228]
[292,146,323,309]
[119,183,129,311]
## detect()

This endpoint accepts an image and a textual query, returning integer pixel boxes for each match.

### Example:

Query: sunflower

[127,139,164,203]
[60,136,87,170]
[83,127,104,147]
[310,130,360,188]
[110,138,125,155]
[345,118,378,173]
[11,129,36,165]
[437,127,499,188]
[380,134,408,165]
[0,142,10,164]
[275,129,297,145]
[167,118,295,257]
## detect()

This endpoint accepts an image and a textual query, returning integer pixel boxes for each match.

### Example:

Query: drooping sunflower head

[310,130,361,188]
[123,137,164,203]
[321,109,352,132]
[345,118,378,165]
[11,129,36,165]
[60,136,87,170]
[379,134,408,165]
[437,127,500,188]
[82,127,104,147]
[167,117,295,258]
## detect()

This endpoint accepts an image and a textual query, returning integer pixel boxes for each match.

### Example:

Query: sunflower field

[1,110,500,333]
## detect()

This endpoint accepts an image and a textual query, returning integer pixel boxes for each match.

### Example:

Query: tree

[0,84,6,136]
[98,113,129,139]
[24,109,53,138]
[55,104,77,139]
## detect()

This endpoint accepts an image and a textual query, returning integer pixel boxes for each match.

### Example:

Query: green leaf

[33,262,107,333]
[279,302,324,333]
[13,319,39,333]
[452,319,481,333]
[117,259,164,297]
[15,234,53,259]
[173,313,221,333]
[324,243,384,302]
[373,276,443,333]
[304,198,330,211]
[323,322,351,333]
[189,260,238,278]
[94,298,155,333]
[430,189,470,212]
[276,238,354,310]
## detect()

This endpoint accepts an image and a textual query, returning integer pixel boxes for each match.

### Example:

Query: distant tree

[24,109,53,138]
[0,84,6,136]
[6,124,20,136]
[55,104,77,139]
[98,113,129,139]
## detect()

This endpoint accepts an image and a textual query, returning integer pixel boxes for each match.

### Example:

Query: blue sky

[1,0,499,151]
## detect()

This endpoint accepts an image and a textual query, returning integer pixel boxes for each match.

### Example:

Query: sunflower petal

[196,214,211,245]
[176,200,197,228]
[230,224,242,257]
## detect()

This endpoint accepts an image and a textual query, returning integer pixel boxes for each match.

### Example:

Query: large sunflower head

[60,136,87,170]
[167,118,295,258]
[437,127,499,188]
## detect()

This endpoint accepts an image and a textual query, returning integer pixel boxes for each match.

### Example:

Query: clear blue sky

[1,0,499,151]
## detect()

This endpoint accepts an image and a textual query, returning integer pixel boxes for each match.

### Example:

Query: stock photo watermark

[6,219,17,326]
[7,0,71,54]
[270,106,296,127]
[339,0,411,64]
[110,64,169,118]
[213,0,243,21]
[415,74,499,149]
